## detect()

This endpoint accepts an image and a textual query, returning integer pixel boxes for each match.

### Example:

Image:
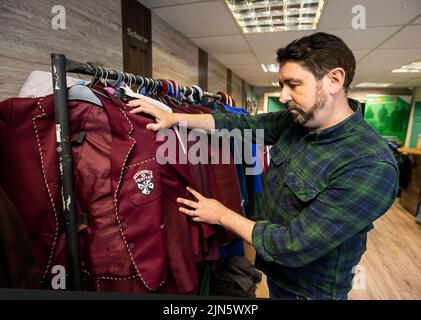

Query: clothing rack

[50,53,222,290]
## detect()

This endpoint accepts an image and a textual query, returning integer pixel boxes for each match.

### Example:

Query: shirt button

[121,222,127,229]
[128,243,134,250]
[160,224,165,230]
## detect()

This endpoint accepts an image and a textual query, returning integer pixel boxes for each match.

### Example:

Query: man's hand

[177,187,256,244]
[128,99,216,133]
[127,99,176,131]
[177,187,229,225]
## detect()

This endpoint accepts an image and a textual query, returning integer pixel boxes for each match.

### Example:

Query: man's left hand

[177,187,228,225]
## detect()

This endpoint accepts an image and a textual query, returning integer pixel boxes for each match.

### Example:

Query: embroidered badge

[133,170,154,195]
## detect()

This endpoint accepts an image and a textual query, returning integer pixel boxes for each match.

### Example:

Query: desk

[399,149,421,216]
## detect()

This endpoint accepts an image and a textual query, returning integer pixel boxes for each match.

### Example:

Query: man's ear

[326,68,346,94]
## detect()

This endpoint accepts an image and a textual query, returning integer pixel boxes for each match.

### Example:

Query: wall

[208,54,227,94]
[348,88,412,102]
[253,87,415,114]
[0,1,250,104]
[231,72,243,106]
[253,87,277,112]
[0,0,123,100]
[405,86,421,147]
[151,13,198,87]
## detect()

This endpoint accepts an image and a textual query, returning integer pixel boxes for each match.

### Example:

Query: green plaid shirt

[212,99,398,299]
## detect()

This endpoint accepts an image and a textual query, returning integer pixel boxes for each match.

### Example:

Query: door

[121,0,152,77]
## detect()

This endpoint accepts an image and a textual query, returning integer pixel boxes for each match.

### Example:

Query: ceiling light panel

[226,0,325,33]
[392,61,421,73]
[262,63,279,72]
[355,83,393,88]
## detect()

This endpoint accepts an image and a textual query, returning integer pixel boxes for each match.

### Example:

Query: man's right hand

[127,99,175,131]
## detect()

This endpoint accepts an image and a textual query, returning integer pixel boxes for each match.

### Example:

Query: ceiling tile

[213,53,258,66]
[319,0,421,29]
[391,78,421,87]
[322,27,400,51]
[411,15,421,24]
[359,48,421,64]
[370,71,421,82]
[152,1,239,38]
[351,76,377,87]
[245,31,314,53]
[355,62,404,78]
[353,50,370,61]
[249,79,272,86]
[192,35,251,54]
[380,25,421,49]
[227,64,265,75]
[255,53,278,64]
[138,0,212,9]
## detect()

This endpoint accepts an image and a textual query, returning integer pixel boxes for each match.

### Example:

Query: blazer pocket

[284,171,324,203]
[125,162,162,206]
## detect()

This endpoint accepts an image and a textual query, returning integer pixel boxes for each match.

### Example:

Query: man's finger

[129,106,143,114]
[127,99,141,107]
[186,187,204,200]
[146,123,161,131]
[178,207,196,217]
[177,197,199,209]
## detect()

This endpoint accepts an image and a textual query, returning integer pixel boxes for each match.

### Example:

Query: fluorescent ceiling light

[226,0,325,33]
[392,61,421,73]
[355,83,393,88]
[261,64,268,72]
[271,81,280,87]
[262,63,279,73]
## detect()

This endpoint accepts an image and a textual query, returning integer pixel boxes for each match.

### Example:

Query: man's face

[278,60,328,126]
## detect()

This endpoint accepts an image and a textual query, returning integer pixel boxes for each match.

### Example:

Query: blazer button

[121,222,127,229]
[128,243,134,250]
[295,186,299,192]
[160,224,165,230]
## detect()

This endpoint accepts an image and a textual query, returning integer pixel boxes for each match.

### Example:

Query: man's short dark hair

[276,32,356,92]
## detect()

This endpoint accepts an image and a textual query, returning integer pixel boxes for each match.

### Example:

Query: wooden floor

[253,200,421,300]
[349,200,421,300]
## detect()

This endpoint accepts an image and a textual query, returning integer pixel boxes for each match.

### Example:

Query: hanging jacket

[0,91,241,294]
[0,186,38,288]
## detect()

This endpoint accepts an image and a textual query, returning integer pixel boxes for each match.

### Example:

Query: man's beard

[287,86,328,125]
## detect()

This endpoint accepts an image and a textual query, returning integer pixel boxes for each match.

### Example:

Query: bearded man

[128,32,398,300]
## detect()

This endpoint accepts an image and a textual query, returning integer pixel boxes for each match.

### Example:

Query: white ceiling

[139,0,421,88]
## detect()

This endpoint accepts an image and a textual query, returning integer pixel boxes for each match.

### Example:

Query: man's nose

[279,86,292,104]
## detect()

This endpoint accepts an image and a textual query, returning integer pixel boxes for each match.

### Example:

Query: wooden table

[398,148,421,216]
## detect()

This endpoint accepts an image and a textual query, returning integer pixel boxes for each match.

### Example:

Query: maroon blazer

[0,186,38,288]
[0,91,242,294]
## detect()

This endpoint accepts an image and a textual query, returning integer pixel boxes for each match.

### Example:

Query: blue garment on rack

[221,104,263,194]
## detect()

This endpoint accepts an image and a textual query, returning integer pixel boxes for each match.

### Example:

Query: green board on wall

[268,96,287,113]
[364,95,411,146]
[409,101,421,148]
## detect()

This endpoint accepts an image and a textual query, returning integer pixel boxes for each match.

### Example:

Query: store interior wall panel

[0,0,123,100]
[208,54,227,95]
[151,13,198,87]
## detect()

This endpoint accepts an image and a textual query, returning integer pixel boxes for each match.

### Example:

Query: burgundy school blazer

[0,91,241,293]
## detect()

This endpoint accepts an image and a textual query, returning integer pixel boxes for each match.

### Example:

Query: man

[127,32,399,300]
